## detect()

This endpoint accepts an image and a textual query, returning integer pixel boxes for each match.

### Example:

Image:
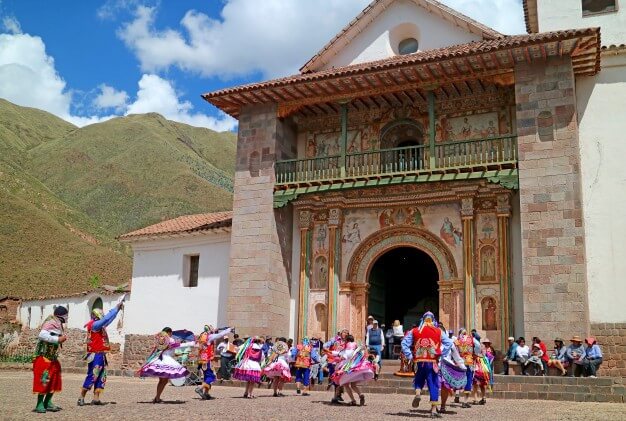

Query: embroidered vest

[295,344,312,368]
[85,319,110,353]
[198,332,215,363]
[455,335,475,366]
[34,340,60,361]
[247,346,262,362]
[411,326,441,363]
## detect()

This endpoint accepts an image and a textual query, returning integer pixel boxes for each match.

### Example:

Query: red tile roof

[119,211,233,241]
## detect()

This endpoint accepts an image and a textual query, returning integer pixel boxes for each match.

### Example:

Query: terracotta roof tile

[118,211,233,241]
[203,28,600,103]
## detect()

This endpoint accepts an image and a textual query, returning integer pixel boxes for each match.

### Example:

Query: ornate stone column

[327,208,342,338]
[352,283,368,342]
[297,210,312,341]
[496,194,512,345]
[461,197,475,329]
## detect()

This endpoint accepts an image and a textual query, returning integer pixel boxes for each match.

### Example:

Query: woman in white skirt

[137,327,195,403]
[262,338,291,397]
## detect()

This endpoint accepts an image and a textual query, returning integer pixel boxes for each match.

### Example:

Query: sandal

[412,395,421,408]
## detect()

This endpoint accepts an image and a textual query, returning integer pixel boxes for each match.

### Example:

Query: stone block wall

[515,57,588,341]
[591,323,626,378]
[122,334,154,370]
[227,104,296,338]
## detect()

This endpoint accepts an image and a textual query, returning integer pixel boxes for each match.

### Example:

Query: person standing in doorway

[366,320,385,367]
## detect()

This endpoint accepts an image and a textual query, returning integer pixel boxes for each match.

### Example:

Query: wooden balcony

[275,135,518,189]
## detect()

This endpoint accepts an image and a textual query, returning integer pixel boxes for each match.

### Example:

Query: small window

[398,38,419,55]
[582,0,617,15]
[183,255,200,287]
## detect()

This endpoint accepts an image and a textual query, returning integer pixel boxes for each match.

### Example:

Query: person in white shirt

[515,337,530,375]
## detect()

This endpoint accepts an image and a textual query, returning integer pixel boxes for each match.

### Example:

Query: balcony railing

[275,135,517,186]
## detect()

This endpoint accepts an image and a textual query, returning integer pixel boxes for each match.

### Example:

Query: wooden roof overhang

[202,28,600,119]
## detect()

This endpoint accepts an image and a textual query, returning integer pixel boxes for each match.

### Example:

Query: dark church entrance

[367,247,439,333]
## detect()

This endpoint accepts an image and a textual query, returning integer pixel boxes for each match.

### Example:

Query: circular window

[398,37,419,55]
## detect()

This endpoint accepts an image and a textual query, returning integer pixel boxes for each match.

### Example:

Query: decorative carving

[346,226,459,284]
[460,197,474,218]
[488,174,519,190]
[496,194,511,216]
[328,208,342,227]
[299,210,312,229]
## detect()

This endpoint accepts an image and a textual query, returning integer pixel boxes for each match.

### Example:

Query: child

[195,325,232,400]
[367,349,381,380]
[290,337,320,396]
[232,337,264,398]
[138,327,196,403]
[262,338,291,397]
[525,343,544,375]
[473,338,495,405]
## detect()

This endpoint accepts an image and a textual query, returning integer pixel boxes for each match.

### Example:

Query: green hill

[0,100,236,298]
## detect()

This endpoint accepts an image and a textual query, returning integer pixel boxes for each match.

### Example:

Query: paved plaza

[0,371,624,420]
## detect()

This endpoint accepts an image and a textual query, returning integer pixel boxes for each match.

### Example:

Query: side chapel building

[123,0,626,376]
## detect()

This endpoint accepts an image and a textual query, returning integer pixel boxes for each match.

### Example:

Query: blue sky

[0,0,525,131]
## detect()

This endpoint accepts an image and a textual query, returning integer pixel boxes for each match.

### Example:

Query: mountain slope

[27,113,236,236]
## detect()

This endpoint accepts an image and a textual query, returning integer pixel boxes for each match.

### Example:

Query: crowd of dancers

[30,303,493,418]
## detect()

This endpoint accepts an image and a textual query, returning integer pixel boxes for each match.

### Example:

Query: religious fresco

[434,108,512,143]
[476,213,498,284]
[476,284,502,350]
[306,130,363,158]
[340,203,463,280]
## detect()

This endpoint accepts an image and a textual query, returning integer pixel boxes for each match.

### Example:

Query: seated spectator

[547,338,568,376]
[516,337,530,375]
[368,349,381,380]
[584,337,603,378]
[533,337,549,374]
[524,343,544,375]
[566,335,586,377]
[501,336,518,375]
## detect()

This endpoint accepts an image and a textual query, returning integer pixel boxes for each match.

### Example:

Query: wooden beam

[476,54,488,71]
[490,52,502,69]
[523,47,532,64]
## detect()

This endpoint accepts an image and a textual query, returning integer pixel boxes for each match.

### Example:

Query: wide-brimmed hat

[507,336,515,341]
[570,335,582,342]
[367,315,374,320]
[482,338,492,344]
[554,337,564,343]
[585,337,596,345]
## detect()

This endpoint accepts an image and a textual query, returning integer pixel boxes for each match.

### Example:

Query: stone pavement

[1,371,625,421]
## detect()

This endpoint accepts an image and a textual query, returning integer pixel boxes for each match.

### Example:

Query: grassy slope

[27,113,236,236]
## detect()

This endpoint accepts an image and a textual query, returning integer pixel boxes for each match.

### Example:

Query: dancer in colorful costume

[401,311,443,418]
[437,324,467,414]
[232,337,264,398]
[329,335,374,406]
[473,338,495,405]
[454,328,481,408]
[262,337,292,397]
[138,327,196,403]
[290,337,320,396]
[78,299,125,406]
[33,306,68,413]
[195,325,232,400]
[323,329,348,399]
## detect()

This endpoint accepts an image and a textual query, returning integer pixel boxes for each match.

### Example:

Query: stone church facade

[200,0,626,376]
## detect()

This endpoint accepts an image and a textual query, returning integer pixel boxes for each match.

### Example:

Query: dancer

[473,338,495,405]
[195,325,232,400]
[78,299,125,406]
[438,324,467,414]
[454,328,481,408]
[33,306,68,413]
[138,327,196,403]
[329,335,375,406]
[232,337,264,398]
[401,311,444,418]
[262,338,291,397]
[291,337,320,396]
[323,329,348,399]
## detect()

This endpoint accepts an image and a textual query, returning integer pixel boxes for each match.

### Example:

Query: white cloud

[117,0,525,80]
[0,24,234,131]
[93,84,129,112]
[2,16,21,34]
[126,74,236,132]
[97,0,145,20]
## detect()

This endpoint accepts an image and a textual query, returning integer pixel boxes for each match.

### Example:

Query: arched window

[398,37,419,55]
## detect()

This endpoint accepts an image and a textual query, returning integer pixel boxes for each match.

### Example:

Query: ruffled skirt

[232,359,262,383]
[439,359,467,391]
[330,360,375,386]
[139,354,188,379]
[262,359,291,381]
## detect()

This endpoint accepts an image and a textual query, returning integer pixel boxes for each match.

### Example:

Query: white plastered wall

[576,53,626,323]
[536,0,626,47]
[18,293,125,344]
[123,232,231,334]
[322,0,481,70]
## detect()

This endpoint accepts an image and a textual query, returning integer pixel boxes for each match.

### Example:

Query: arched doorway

[367,247,439,330]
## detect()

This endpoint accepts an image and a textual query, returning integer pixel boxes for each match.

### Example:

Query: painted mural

[476,213,498,284]
[434,109,512,143]
[340,203,463,280]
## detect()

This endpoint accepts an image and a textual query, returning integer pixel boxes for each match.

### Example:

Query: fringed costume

[290,338,320,395]
[454,328,481,408]
[232,338,264,383]
[138,332,195,379]
[195,326,232,400]
[329,343,375,386]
